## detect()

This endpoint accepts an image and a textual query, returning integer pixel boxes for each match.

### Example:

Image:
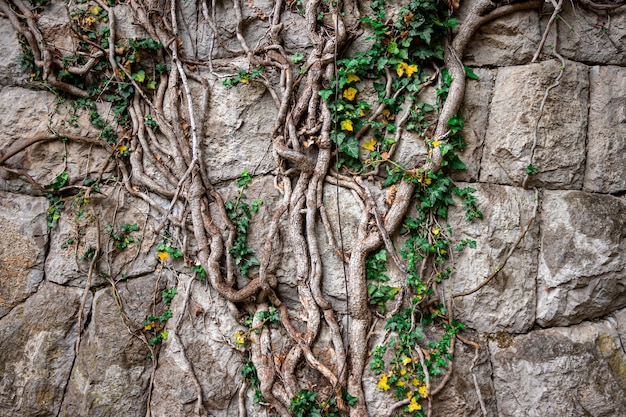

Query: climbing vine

[0,0,549,416]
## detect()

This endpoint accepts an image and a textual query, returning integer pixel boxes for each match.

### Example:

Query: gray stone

[479,60,588,189]
[462,8,541,67]
[546,0,626,66]
[454,67,496,182]
[536,190,626,327]
[444,183,539,333]
[0,22,26,86]
[0,191,48,318]
[0,280,88,417]
[584,65,626,193]
[0,87,110,191]
[489,319,626,417]
[150,276,244,416]
[202,79,276,182]
[59,275,161,417]
[45,186,159,287]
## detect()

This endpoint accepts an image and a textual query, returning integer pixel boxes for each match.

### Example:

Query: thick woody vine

[0,0,560,416]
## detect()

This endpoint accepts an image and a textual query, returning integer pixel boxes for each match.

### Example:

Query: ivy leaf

[362,138,377,151]
[464,65,480,80]
[132,70,146,82]
[341,137,360,159]
[319,89,333,100]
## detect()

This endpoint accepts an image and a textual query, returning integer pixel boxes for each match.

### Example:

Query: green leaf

[464,65,480,80]
[341,137,360,159]
[132,70,145,82]
[319,89,333,100]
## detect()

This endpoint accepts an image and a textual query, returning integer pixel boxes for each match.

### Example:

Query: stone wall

[0,1,625,417]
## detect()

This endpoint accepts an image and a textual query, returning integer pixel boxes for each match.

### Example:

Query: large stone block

[536,191,626,327]
[443,183,539,333]
[45,187,159,287]
[0,22,26,86]
[461,8,541,67]
[150,276,244,416]
[0,281,87,417]
[584,65,626,193]
[59,275,162,417]
[544,0,626,66]
[454,67,496,182]
[489,319,626,417]
[479,60,588,189]
[202,79,276,182]
[0,191,48,318]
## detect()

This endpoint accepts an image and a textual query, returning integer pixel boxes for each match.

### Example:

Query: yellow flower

[377,374,391,391]
[418,385,428,398]
[400,369,407,376]
[432,227,440,235]
[411,378,421,386]
[234,332,246,345]
[346,73,360,83]
[240,77,248,84]
[144,323,152,331]
[396,62,419,77]
[407,390,414,399]
[396,380,405,387]
[119,145,128,153]
[408,397,422,412]
[160,331,168,341]
[157,251,169,263]
[402,356,412,366]
[343,87,358,101]
[424,178,432,186]
[362,138,377,151]
[359,108,365,117]
[432,140,441,148]
[405,64,418,77]
[89,5,101,15]
[382,108,391,118]
[340,119,353,132]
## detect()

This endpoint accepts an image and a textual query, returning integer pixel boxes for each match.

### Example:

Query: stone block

[0,191,48,318]
[461,8,541,67]
[444,183,539,333]
[0,22,26,86]
[479,60,588,189]
[584,65,626,193]
[536,190,626,327]
[489,319,626,417]
[545,0,626,66]
[59,275,162,417]
[0,281,87,417]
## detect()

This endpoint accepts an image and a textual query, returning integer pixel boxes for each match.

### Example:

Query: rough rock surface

[584,65,626,193]
[59,275,161,417]
[0,191,48,318]
[0,281,88,417]
[536,190,626,327]
[480,59,589,189]
[444,183,539,333]
[490,319,626,417]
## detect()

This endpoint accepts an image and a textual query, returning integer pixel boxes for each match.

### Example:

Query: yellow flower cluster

[397,62,418,77]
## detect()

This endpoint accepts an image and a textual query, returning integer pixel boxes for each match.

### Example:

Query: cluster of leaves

[289,389,358,417]
[319,0,456,169]
[370,309,465,416]
[222,66,265,87]
[224,171,263,277]
[107,223,140,250]
[241,359,264,403]
[234,305,280,348]
[156,236,184,264]
[366,249,400,314]
[44,171,70,228]
[144,287,178,346]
